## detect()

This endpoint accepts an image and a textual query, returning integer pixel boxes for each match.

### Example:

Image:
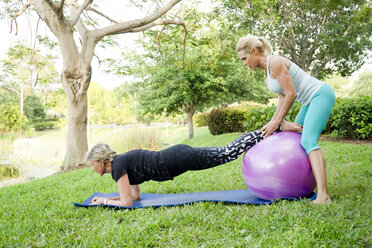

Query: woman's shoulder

[269,55,291,70]
[115,150,141,160]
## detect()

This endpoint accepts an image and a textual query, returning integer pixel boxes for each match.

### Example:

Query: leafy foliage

[206,101,301,135]
[244,106,275,131]
[207,107,249,135]
[194,112,209,127]
[244,102,302,131]
[32,120,58,131]
[221,0,372,79]
[0,164,19,180]
[1,44,58,88]
[124,9,272,138]
[0,87,18,105]
[0,44,59,117]
[23,95,46,123]
[87,83,135,125]
[0,104,29,133]
[286,102,303,122]
[206,96,371,140]
[329,96,372,139]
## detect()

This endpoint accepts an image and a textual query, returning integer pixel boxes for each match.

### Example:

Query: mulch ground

[319,135,371,145]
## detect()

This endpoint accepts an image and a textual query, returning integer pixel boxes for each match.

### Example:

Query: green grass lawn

[0,127,371,247]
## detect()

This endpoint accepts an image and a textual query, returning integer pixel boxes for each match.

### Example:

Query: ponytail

[236,36,272,55]
[258,37,272,56]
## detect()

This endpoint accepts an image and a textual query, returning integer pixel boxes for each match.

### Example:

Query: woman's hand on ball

[260,120,280,138]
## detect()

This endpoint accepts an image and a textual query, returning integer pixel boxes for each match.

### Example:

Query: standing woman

[236,36,336,204]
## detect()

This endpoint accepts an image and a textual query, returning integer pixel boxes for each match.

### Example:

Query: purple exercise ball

[242,132,316,200]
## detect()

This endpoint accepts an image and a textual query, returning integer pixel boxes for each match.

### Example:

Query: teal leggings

[295,84,336,154]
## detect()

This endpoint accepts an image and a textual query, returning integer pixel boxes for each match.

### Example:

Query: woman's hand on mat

[260,120,280,138]
[90,196,105,205]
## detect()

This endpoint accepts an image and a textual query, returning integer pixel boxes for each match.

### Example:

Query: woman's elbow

[119,198,134,207]
[286,91,297,100]
[132,195,141,201]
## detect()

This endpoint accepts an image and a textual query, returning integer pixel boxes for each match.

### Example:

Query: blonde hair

[84,143,117,164]
[236,36,272,56]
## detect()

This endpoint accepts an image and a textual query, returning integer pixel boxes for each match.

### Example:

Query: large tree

[221,0,372,79]
[125,10,271,138]
[3,0,183,170]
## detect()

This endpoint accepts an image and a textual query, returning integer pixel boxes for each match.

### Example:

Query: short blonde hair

[236,36,272,56]
[84,143,117,164]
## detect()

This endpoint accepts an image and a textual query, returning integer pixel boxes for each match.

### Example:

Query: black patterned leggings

[160,130,265,178]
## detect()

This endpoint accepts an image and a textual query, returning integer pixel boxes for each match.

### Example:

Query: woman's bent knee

[301,138,320,154]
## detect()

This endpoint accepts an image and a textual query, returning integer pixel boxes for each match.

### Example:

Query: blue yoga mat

[73,190,316,209]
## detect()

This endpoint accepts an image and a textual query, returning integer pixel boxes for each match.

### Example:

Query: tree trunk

[187,112,194,139]
[60,66,91,171]
[61,92,88,171]
[186,106,195,139]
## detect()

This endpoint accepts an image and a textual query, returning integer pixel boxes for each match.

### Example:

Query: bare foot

[312,196,331,205]
[280,120,303,133]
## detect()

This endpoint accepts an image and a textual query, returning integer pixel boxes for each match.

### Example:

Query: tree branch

[82,11,98,29]
[311,55,334,77]
[319,0,331,12]
[1,85,21,96]
[85,7,119,24]
[33,72,39,87]
[10,1,31,35]
[10,1,31,19]
[126,19,184,33]
[70,0,93,27]
[181,23,188,70]
[59,0,66,10]
[42,0,60,15]
[93,0,182,40]
[65,0,88,40]
[156,25,168,61]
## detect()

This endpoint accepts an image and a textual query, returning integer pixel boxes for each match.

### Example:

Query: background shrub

[244,106,273,131]
[328,95,372,139]
[206,96,371,140]
[243,102,302,131]
[207,107,248,135]
[0,104,30,134]
[194,112,209,127]
[24,95,46,123]
[0,163,20,180]
[286,102,302,122]
[33,121,57,131]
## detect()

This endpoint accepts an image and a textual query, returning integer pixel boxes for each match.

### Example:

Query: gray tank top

[266,56,324,106]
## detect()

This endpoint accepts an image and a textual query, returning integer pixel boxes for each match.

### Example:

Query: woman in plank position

[236,36,335,204]
[86,120,302,207]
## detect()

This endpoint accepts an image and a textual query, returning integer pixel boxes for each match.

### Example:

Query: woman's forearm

[106,197,134,207]
[271,94,284,121]
[106,196,120,200]
[272,93,296,124]
[131,185,141,200]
